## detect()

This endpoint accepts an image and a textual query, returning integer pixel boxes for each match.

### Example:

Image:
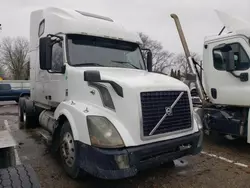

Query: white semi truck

[18,7,203,179]
[171,11,250,142]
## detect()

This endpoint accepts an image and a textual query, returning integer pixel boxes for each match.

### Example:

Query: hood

[66,66,194,146]
[79,67,189,92]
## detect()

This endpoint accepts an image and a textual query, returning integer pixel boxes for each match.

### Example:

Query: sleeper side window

[38,20,45,37]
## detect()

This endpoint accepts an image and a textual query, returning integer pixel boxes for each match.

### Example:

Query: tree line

[0,33,200,80]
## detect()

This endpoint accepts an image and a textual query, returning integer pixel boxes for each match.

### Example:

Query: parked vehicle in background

[0,80,30,103]
[171,10,250,142]
[18,7,203,180]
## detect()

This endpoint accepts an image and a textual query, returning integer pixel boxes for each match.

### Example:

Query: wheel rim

[61,132,75,167]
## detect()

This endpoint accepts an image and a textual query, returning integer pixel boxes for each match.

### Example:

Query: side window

[213,43,250,71]
[51,42,63,72]
[38,20,45,37]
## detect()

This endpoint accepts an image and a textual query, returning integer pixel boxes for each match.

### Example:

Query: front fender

[54,101,135,146]
[54,101,91,145]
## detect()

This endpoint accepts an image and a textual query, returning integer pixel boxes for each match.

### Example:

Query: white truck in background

[171,11,250,142]
[18,7,203,180]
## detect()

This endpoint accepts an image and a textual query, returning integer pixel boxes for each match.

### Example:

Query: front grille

[140,91,191,136]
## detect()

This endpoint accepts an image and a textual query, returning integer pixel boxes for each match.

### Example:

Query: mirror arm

[229,71,240,79]
[47,34,63,40]
[46,65,66,74]
[141,48,150,51]
[47,34,63,46]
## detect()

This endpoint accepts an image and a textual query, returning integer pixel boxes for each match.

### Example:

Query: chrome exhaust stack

[171,14,206,103]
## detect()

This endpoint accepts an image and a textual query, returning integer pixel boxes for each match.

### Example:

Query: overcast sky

[0,0,249,56]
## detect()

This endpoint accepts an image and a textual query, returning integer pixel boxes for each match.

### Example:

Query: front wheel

[59,121,86,179]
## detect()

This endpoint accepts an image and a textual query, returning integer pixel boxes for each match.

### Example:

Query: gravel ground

[1,102,250,188]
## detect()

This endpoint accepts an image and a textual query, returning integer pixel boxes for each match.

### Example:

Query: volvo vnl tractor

[18,7,203,179]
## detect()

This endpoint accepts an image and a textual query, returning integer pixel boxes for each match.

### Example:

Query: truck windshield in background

[66,34,145,70]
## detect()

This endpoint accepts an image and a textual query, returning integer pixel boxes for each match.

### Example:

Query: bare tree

[173,52,201,79]
[0,37,29,80]
[139,32,174,73]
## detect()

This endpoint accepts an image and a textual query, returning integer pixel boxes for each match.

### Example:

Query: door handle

[45,95,52,100]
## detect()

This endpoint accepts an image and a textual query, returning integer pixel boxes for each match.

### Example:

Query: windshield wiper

[111,60,139,69]
[73,63,104,67]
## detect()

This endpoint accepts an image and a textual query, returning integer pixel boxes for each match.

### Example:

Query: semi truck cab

[171,10,250,143]
[19,7,203,179]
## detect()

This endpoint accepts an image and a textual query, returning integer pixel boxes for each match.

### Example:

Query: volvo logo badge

[149,92,184,136]
[165,107,173,116]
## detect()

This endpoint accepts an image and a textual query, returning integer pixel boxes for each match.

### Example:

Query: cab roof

[30,7,142,49]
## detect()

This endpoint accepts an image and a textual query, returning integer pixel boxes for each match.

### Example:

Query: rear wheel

[16,94,29,104]
[59,121,86,179]
[22,99,38,129]
[18,98,25,129]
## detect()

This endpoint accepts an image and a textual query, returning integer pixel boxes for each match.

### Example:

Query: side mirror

[146,51,153,72]
[84,70,101,82]
[226,51,235,72]
[39,37,52,70]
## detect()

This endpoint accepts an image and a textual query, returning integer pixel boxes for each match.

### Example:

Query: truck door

[44,40,66,106]
[204,36,250,106]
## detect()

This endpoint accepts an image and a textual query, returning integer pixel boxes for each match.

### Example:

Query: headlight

[193,109,203,130]
[87,116,124,148]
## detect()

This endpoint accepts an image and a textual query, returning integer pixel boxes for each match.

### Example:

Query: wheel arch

[54,109,79,141]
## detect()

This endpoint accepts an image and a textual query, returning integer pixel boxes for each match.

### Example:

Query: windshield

[66,34,145,70]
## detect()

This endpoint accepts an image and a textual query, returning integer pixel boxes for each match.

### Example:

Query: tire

[16,94,29,104]
[23,99,38,129]
[59,121,86,179]
[18,98,25,129]
[0,164,40,188]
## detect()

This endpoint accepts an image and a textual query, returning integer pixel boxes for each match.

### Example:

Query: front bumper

[77,131,202,179]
